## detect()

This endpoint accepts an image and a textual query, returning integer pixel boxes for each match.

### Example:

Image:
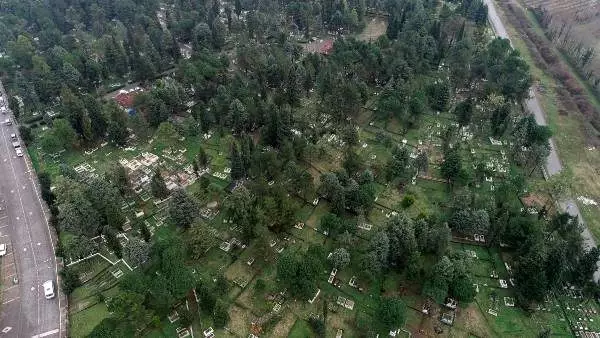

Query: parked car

[12,141,19,148]
[0,243,6,256]
[43,280,55,299]
[10,133,17,141]
[4,118,11,126]
[15,148,23,157]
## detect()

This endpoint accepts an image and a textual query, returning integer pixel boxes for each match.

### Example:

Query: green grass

[69,303,110,338]
[288,319,314,338]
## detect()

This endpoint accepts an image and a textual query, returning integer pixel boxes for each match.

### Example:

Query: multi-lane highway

[0,81,64,337]
[484,0,600,281]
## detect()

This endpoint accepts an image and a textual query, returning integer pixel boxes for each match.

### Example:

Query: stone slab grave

[308,289,320,304]
[111,269,124,278]
[336,296,355,310]
[465,250,477,259]
[176,326,191,338]
[168,311,180,323]
[234,277,248,288]
[504,297,515,307]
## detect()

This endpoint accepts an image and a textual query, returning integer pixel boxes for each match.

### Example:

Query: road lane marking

[31,329,59,338]
[2,297,19,304]
[0,83,61,332]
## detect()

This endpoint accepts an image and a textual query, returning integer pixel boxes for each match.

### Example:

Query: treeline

[534,8,599,93]
[502,4,600,142]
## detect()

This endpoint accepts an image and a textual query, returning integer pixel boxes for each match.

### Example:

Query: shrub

[401,195,415,209]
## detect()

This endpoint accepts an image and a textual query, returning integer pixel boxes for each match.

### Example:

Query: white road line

[2,297,19,305]
[1,82,62,335]
[3,284,17,291]
[31,328,59,338]
[0,108,41,328]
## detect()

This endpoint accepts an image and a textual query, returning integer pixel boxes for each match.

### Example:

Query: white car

[0,243,6,256]
[4,118,11,126]
[10,133,16,141]
[15,148,23,157]
[43,280,55,299]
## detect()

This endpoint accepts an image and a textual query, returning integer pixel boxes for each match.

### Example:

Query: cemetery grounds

[25,20,600,338]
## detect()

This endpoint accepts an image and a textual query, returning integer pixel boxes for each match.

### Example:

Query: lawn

[69,303,110,338]
[288,319,314,338]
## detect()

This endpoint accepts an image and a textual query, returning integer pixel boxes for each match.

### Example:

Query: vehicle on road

[12,141,20,148]
[43,280,55,299]
[4,118,11,126]
[15,148,23,157]
[0,243,6,256]
[10,133,17,141]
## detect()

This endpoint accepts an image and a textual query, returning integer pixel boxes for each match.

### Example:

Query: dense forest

[0,0,598,336]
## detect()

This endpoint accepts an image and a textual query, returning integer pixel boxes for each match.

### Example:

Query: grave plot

[290,218,327,245]
[374,185,406,211]
[69,267,121,309]
[305,200,333,230]
[322,301,359,338]
[528,295,571,336]
[235,266,279,313]
[196,246,234,278]
[475,283,567,336]
[559,287,600,335]
[67,255,112,283]
[226,304,252,337]
[224,258,257,300]
[357,134,394,164]
[452,302,496,338]
[411,178,450,208]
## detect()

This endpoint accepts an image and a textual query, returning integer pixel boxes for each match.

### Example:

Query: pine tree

[150,169,169,199]
[230,143,244,180]
[197,146,209,168]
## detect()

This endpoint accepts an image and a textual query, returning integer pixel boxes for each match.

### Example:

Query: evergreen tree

[230,143,245,180]
[197,147,209,168]
[150,169,169,199]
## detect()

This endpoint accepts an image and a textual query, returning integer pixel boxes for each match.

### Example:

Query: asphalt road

[484,0,600,280]
[0,81,64,337]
